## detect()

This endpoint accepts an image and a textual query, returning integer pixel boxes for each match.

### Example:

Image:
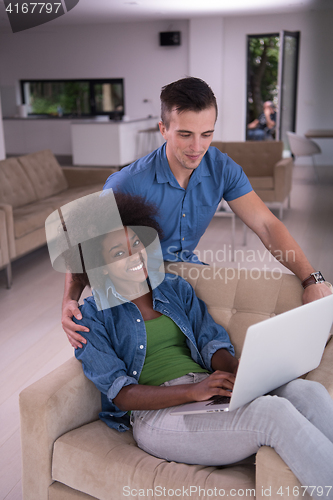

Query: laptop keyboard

[206,395,231,406]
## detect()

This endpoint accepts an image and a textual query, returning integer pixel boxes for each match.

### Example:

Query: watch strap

[302,271,325,289]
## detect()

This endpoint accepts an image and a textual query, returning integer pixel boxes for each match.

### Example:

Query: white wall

[0,9,333,162]
[0,19,189,120]
[188,17,224,140]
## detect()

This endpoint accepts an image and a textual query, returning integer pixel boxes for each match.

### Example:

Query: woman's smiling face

[101,226,148,291]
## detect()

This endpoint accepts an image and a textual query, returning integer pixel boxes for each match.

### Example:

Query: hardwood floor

[0,163,332,500]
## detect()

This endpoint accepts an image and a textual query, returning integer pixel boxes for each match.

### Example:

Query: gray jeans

[131,374,333,499]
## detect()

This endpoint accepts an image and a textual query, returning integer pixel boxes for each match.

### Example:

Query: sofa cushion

[13,199,56,239]
[46,184,105,209]
[18,150,68,201]
[12,184,105,239]
[0,157,37,208]
[53,421,255,500]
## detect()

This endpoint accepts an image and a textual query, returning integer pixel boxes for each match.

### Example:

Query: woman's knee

[280,378,326,400]
[250,394,296,423]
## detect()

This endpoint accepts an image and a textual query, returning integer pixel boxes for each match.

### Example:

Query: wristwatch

[302,271,326,289]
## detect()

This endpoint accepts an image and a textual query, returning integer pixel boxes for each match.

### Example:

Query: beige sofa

[0,150,114,287]
[211,141,293,219]
[20,262,333,500]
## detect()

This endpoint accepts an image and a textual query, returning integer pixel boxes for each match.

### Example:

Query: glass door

[277,31,300,146]
[246,31,300,147]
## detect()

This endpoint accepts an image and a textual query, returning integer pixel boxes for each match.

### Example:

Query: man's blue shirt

[74,274,235,431]
[104,144,252,263]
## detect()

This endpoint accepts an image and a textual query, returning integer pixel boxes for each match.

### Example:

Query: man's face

[159,107,216,174]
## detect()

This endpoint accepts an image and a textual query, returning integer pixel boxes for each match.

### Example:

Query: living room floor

[0,163,332,500]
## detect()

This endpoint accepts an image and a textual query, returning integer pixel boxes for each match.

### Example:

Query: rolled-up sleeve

[107,375,138,402]
[75,340,136,403]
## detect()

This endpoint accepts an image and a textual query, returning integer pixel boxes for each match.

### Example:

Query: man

[62,77,330,348]
[247,101,276,140]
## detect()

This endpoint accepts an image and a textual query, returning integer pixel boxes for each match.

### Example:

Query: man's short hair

[160,77,218,129]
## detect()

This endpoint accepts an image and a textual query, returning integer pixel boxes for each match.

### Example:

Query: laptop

[170,293,333,416]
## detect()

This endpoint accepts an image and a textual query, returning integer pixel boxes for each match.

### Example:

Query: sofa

[0,150,114,287]
[19,262,333,500]
[211,141,293,219]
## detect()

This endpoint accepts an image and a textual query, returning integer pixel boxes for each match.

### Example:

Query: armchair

[20,262,332,500]
[211,141,293,219]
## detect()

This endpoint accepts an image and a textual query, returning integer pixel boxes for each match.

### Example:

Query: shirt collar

[155,143,180,187]
[155,143,211,189]
[151,282,170,305]
[92,276,128,310]
[92,274,169,311]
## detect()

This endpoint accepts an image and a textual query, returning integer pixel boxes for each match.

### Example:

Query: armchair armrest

[256,447,312,499]
[19,357,101,500]
[0,203,15,259]
[306,336,333,396]
[0,208,9,267]
[273,158,293,202]
[62,167,115,188]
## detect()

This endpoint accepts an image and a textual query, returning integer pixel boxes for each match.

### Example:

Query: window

[20,79,124,119]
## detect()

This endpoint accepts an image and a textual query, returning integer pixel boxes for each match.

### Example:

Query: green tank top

[139,314,208,386]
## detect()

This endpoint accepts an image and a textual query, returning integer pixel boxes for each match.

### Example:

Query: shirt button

[182,237,185,241]
[139,345,144,349]
[182,213,186,217]
[136,319,141,322]
[133,371,137,375]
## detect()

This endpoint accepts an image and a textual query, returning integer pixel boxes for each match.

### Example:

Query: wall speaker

[159,31,181,46]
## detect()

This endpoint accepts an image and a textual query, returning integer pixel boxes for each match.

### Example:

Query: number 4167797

[277,486,332,497]
[5,3,62,14]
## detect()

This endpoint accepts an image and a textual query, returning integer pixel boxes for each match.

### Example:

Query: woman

[62,191,333,498]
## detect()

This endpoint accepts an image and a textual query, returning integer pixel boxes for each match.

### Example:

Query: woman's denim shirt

[74,274,235,432]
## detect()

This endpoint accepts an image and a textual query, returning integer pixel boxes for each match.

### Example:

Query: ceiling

[0,0,331,32]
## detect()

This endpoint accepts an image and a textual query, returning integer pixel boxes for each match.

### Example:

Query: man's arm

[264,108,275,129]
[247,118,259,129]
[62,272,89,348]
[228,191,331,303]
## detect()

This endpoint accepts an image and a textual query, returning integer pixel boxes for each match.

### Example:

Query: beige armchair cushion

[212,141,283,177]
[18,149,68,200]
[53,418,255,500]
